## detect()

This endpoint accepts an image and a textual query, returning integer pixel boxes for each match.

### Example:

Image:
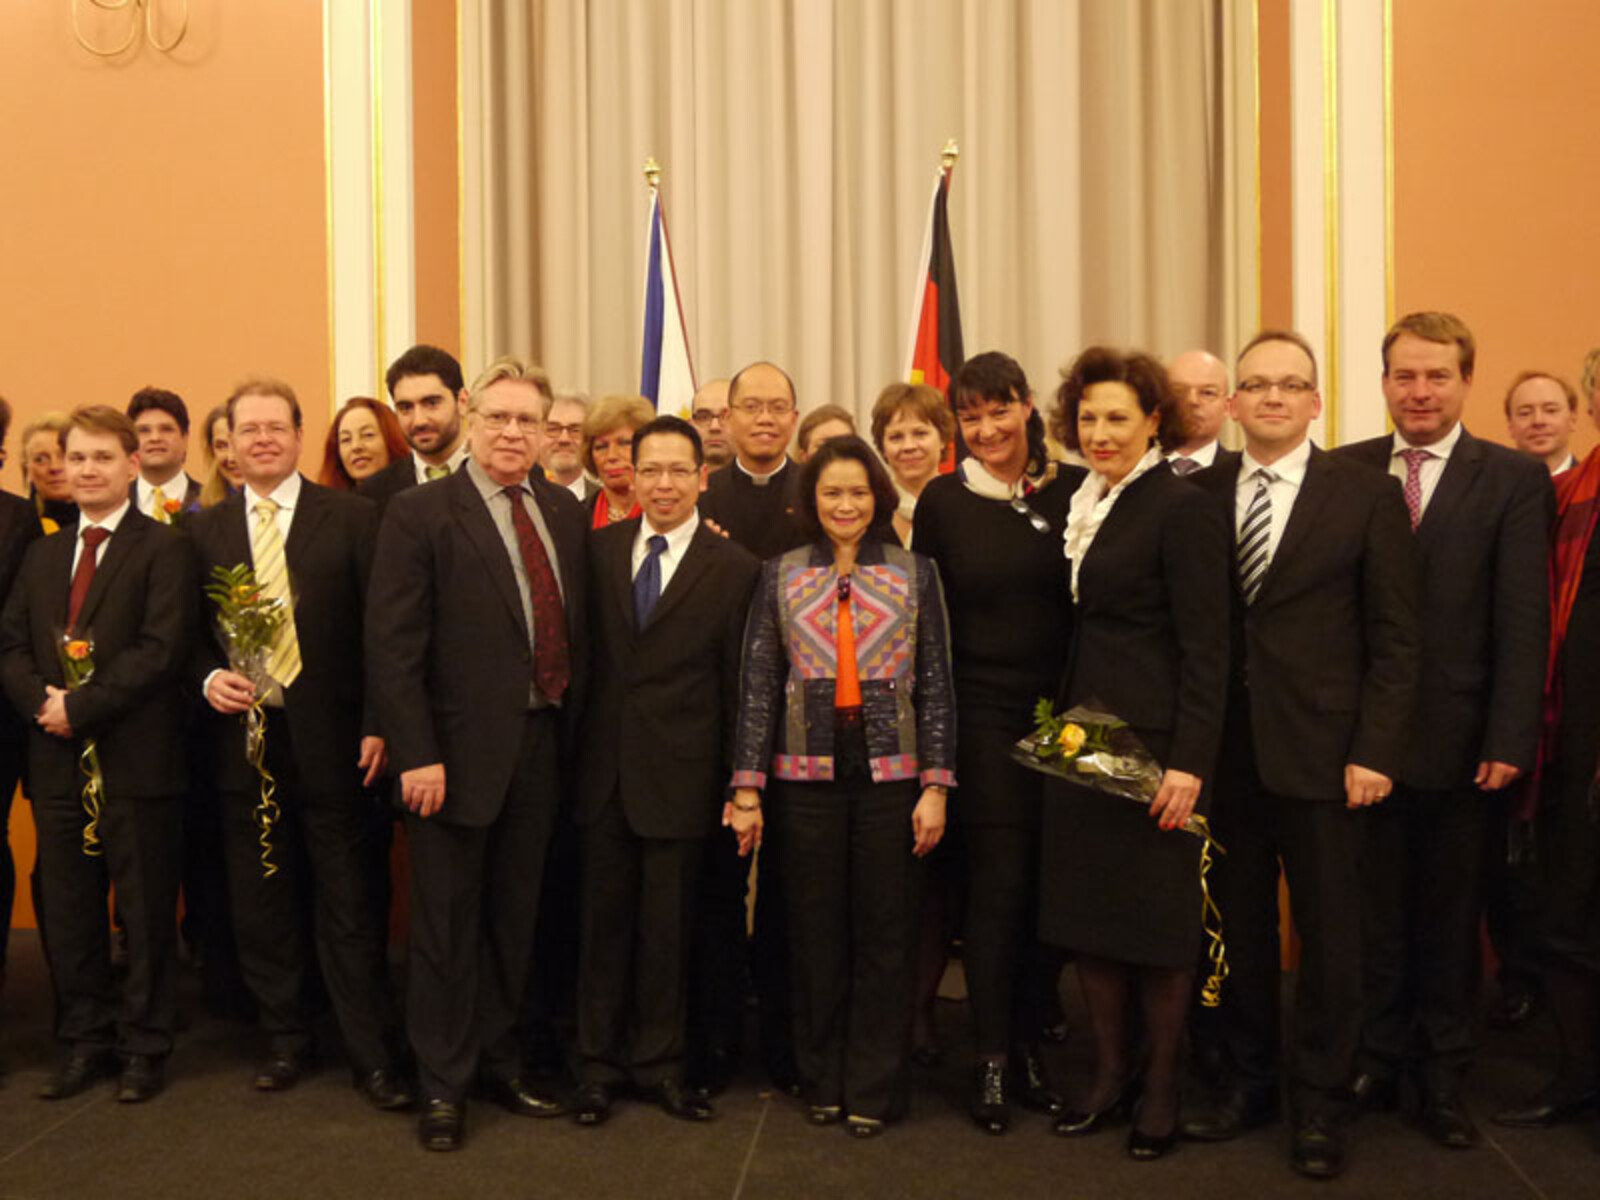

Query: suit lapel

[284,477,329,573]
[1257,447,1334,602]
[73,513,144,634]
[1416,427,1481,543]
[645,523,717,631]
[611,520,640,635]
[452,472,531,642]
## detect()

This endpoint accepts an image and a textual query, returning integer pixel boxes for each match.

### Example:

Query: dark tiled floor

[0,931,1594,1199]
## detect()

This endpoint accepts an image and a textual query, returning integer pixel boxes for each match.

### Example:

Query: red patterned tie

[1400,447,1431,530]
[504,487,570,700]
[66,526,111,633]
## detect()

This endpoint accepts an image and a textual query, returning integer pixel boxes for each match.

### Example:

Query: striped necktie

[1237,469,1276,605]
[151,485,171,524]
[251,498,303,688]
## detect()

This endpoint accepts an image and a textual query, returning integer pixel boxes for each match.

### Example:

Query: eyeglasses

[691,408,728,426]
[730,398,796,417]
[476,411,542,433]
[635,464,699,483]
[1010,496,1051,534]
[235,422,295,439]
[1179,385,1225,401]
[1237,377,1314,396]
[544,422,583,439]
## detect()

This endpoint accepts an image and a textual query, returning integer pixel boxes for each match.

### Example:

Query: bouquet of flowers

[204,564,288,877]
[1013,697,1229,1006]
[56,633,105,857]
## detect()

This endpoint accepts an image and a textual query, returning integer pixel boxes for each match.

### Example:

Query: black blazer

[129,475,202,513]
[0,493,45,752]
[1059,465,1230,781]
[357,455,421,511]
[0,510,196,799]
[365,465,589,827]
[578,518,760,839]
[188,479,379,797]
[1336,429,1552,786]
[1191,447,1422,801]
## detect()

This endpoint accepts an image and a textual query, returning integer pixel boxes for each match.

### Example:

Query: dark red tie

[66,526,111,633]
[504,487,570,700]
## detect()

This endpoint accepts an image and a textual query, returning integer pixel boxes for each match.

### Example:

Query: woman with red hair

[320,397,409,491]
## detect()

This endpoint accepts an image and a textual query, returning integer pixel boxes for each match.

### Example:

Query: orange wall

[1,1,330,926]
[1392,0,1600,452]
[1257,0,1293,330]
[411,0,461,359]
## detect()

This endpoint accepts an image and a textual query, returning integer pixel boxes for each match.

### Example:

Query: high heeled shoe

[1053,1079,1138,1137]
[1009,1044,1064,1116]
[1127,1123,1179,1160]
[969,1060,1009,1135]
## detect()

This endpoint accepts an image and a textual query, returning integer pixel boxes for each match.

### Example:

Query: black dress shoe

[1418,1094,1479,1149]
[649,1078,714,1122]
[1128,1123,1179,1161]
[1290,1113,1345,1180]
[1344,1069,1399,1115]
[845,1115,885,1139]
[1053,1079,1137,1137]
[1009,1044,1064,1116]
[354,1067,415,1112]
[482,1074,566,1118]
[970,1060,1009,1135]
[1492,1087,1600,1128]
[116,1055,164,1103]
[1180,1087,1280,1141]
[419,1100,463,1152]
[1487,990,1538,1031]
[253,1049,309,1092]
[807,1104,843,1126]
[38,1049,116,1100]
[574,1083,613,1126]
[688,1045,735,1099]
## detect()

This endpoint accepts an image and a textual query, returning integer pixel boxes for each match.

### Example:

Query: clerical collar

[735,457,790,487]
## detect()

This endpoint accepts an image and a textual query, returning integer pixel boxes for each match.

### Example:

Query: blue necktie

[633,534,668,627]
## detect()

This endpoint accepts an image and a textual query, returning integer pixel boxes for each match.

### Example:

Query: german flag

[903,160,964,469]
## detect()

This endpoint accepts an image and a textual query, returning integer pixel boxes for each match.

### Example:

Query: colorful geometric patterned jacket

[731,539,957,790]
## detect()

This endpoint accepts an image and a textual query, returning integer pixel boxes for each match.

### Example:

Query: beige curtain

[462,0,1256,423]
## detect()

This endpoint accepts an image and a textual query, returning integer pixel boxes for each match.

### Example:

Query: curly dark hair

[796,435,900,544]
[1052,346,1182,453]
[951,351,1050,476]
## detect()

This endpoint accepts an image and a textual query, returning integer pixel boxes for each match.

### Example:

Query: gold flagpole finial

[940,139,959,172]
[643,156,662,190]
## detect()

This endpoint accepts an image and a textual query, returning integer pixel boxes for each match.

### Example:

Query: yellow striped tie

[152,485,170,524]
[251,498,302,688]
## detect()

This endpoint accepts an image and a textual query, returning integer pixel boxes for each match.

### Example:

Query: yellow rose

[1057,723,1086,755]
[65,640,91,661]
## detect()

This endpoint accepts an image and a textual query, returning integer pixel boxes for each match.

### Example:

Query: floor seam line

[1480,1125,1553,1200]
[0,1093,109,1168]
[730,1093,771,1200]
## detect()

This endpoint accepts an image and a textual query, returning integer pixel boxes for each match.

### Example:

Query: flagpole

[643,155,661,193]
[941,138,959,176]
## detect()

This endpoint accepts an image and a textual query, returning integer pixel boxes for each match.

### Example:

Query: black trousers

[1209,755,1364,1114]
[220,709,394,1071]
[33,788,180,1057]
[405,711,560,1106]
[1357,783,1487,1092]
[1483,789,1543,992]
[574,798,703,1088]
[776,776,922,1120]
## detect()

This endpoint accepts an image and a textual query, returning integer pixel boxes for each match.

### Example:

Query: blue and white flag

[639,190,697,412]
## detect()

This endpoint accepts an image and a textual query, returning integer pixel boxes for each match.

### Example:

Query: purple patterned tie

[504,487,570,700]
[1400,448,1431,530]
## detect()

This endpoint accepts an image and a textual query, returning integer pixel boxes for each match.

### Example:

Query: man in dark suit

[1182,330,1421,1180]
[1335,312,1552,1147]
[0,405,196,1103]
[358,344,473,508]
[572,415,759,1126]
[367,356,588,1151]
[126,387,201,519]
[691,360,808,1094]
[189,377,407,1112]
[0,393,45,992]
[1166,349,1232,474]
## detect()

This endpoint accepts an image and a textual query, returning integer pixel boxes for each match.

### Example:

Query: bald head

[691,377,733,467]
[1169,349,1229,452]
[726,362,799,472]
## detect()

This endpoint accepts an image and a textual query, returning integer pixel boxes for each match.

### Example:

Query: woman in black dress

[1041,347,1229,1159]
[914,352,1085,1133]
[1494,453,1600,1135]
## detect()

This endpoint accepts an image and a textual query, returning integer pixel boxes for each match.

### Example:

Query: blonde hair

[469,356,552,409]
[582,394,656,476]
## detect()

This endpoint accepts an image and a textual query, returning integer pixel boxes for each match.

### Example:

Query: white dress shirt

[135,473,193,518]
[1235,438,1313,565]
[1387,421,1462,520]
[632,510,699,596]
[1168,440,1220,471]
[241,472,302,544]
[1062,447,1164,601]
[411,442,470,486]
[70,500,132,575]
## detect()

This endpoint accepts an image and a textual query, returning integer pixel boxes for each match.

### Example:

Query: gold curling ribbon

[1187,813,1229,1008]
[79,739,106,857]
[245,700,280,878]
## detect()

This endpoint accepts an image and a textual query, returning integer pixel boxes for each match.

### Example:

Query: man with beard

[541,392,597,502]
[360,345,472,509]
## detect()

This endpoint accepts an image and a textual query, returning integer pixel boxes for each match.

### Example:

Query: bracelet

[733,798,762,812]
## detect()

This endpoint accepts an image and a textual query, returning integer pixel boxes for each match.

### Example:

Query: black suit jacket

[0,493,45,755]
[578,519,760,839]
[1192,447,1422,801]
[1059,465,1230,781]
[357,456,421,511]
[188,479,380,797]
[0,510,196,799]
[697,459,808,561]
[1336,429,1552,787]
[129,475,202,514]
[366,465,589,827]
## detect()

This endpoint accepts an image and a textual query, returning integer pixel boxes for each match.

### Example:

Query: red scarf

[1517,447,1600,822]
[591,490,641,530]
